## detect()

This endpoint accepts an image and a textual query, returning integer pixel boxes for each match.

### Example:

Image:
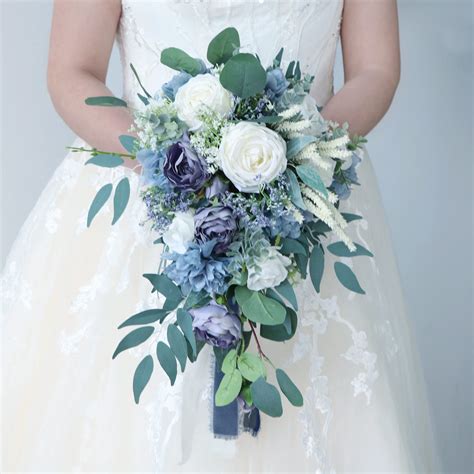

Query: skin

[47,0,400,162]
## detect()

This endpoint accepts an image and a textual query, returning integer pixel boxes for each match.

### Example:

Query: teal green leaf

[327,242,373,258]
[87,183,112,227]
[241,384,253,406]
[118,309,169,329]
[250,377,283,417]
[341,212,363,223]
[221,349,238,374]
[133,355,153,404]
[235,287,286,326]
[285,60,295,79]
[167,325,187,372]
[85,155,124,168]
[260,308,297,342]
[111,177,130,225]
[143,274,183,311]
[285,169,306,210]
[130,63,152,98]
[176,308,196,356]
[112,326,154,359]
[237,353,266,382]
[215,369,243,407]
[276,368,303,407]
[274,279,298,311]
[279,238,307,257]
[295,253,309,278]
[184,290,211,310]
[309,219,331,234]
[273,47,284,67]
[220,53,266,99]
[207,27,240,65]
[85,96,128,107]
[334,262,366,294]
[160,47,203,76]
[309,245,324,293]
[287,136,317,159]
[119,135,137,153]
[156,341,177,385]
[296,164,328,198]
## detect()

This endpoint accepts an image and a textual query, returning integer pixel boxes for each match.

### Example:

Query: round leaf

[276,368,303,407]
[156,341,177,385]
[237,353,266,382]
[235,287,286,326]
[133,355,154,404]
[250,377,283,417]
[220,53,266,99]
[215,370,243,407]
[160,47,204,76]
[221,349,238,374]
[207,27,240,65]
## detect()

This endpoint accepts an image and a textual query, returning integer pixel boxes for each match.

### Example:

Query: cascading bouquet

[74,27,372,437]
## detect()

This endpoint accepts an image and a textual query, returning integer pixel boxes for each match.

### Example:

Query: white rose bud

[174,73,233,131]
[247,248,291,292]
[162,211,195,254]
[219,122,287,193]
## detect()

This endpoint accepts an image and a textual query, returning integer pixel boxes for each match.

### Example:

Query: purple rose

[205,175,229,199]
[190,301,241,349]
[163,133,209,192]
[194,206,236,254]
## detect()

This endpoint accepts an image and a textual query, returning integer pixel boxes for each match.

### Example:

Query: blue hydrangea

[164,241,230,295]
[331,153,361,200]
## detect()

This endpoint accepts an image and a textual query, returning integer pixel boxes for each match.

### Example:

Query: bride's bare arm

[321,0,401,136]
[47,0,134,159]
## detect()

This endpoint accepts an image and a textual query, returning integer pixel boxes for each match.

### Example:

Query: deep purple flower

[163,133,209,192]
[190,301,241,349]
[194,206,236,254]
[205,175,229,199]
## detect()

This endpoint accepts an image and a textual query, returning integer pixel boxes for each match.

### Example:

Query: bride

[1,0,439,472]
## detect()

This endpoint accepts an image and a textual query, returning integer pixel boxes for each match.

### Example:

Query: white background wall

[1,1,472,472]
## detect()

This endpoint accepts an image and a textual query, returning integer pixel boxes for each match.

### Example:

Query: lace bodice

[117,0,344,108]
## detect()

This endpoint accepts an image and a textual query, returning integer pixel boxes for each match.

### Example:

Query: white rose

[219,122,287,193]
[174,73,233,131]
[163,212,195,254]
[247,248,291,292]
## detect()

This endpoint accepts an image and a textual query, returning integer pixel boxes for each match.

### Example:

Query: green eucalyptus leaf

[250,377,283,417]
[85,96,128,107]
[177,308,197,356]
[215,370,243,407]
[260,308,297,342]
[167,325,187,372]
[276,368,303,407]
[156,341,177,385]
[334,262,365,294]
[274,280,298,311]
[237,353,266,382]
[118,309,169,329]
[279,238,307,257]
[235,287,286,326]
[111,177,130,225]
[285,169,306,210]
[207,27,240,65]
[85,155,124,168]
[295,253,309,278]
[221,349,238,374]
[133,355,154,404]
[112,326,154,359]
[296,164,328,198]
[119,135,137,154]
[160,47,203,76]
[220,53,266,99]
[87,183,112,227]
[309,245,324,293]
[327,242,373,258]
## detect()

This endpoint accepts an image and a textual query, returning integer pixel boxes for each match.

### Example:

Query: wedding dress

[1,1,440,472]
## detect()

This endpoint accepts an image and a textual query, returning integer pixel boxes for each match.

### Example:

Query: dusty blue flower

[205,175,229,199]
[194,206,236,254]
[164,240,230,295]
[265,68,289,100]
[163,133,209,192]
[137,149,171,189]
[190,301,241,349]
[331,153,361,200]
[162,72,192,101]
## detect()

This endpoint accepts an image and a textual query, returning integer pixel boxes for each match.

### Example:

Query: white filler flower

[163,211,195,254]
[247,248,291,292]
[219,122,287,193]
[174,74,233,131]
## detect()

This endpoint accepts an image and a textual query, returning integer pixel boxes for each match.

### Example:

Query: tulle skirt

[1,139,439,472]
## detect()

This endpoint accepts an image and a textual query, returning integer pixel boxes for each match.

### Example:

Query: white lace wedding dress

[1,1,439,472]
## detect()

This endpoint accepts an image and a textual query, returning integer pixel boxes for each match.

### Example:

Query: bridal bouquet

[77,27,372,435]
